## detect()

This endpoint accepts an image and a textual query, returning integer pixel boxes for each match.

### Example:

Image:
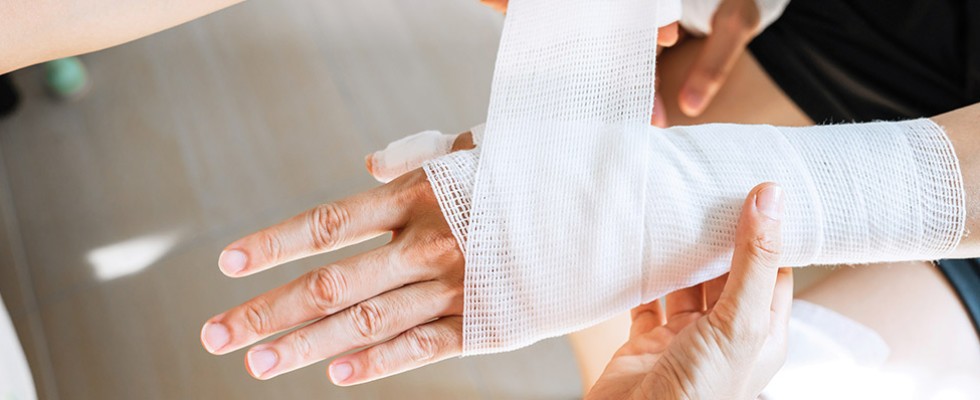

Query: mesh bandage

[680,0,791,36]
[422,0,966,355]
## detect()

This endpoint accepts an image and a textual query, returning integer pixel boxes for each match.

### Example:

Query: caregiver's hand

[200,167,467,385]
[677,0,762,117]
[586,183,792,400]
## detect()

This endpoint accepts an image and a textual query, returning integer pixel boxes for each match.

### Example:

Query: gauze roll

[680,0,791,36]
[421,0,965,355]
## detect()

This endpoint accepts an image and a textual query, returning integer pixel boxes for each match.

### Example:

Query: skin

[585,183,794,400]
[5,0,978,394]
[574,36,980,396]
[0,0,244,74]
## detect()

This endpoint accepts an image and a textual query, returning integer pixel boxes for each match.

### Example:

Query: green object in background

[44,57,89,100]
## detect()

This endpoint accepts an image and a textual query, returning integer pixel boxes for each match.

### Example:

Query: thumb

[715,183,784,325]
[678,0,760,117]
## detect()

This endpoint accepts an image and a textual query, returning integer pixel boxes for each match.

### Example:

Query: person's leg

[798,262,980,395]
[569,36,813,391]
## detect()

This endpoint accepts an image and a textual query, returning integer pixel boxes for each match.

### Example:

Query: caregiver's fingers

[244,280,463,380]
[630,298,666,338]
[770,267,793,332]
[713,183,784,331]
[665,284,704,318]
[202,245,423,355]
[218,171,428,277]
[678,0,760,117]
[329,316,464,386]
[658,22,680,48]
[703,272,728,310]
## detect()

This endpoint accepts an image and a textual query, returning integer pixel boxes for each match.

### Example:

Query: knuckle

[262,232,284,263]
[404,328,440,364]
[308,266,348,313]
[291,329,315,359]
[426,232,462,259]
[396,170,435,205]
[308,203,349,250]
[365,346,390,377]
[242,298,273,336]
[349,302,385,343]
[736,232,781,266]
[695,66,726,84]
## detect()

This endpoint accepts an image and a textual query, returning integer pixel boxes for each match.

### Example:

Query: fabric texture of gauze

[422,0,966,355]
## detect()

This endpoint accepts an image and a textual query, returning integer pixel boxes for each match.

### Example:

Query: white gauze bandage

[422,0,965,355]
[680,0,791,36]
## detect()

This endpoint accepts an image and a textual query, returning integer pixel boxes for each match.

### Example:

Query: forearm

[0,0,244,74]
[933,102,980,258]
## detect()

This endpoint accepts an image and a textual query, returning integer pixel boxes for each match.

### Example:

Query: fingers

[480,0,508,13]
[243,280,462,380]
[714,182,784,325]
[703,273,728,310]
[630,298,665,338]
[218,172,426,277]
[203,245,427,355]
[677,0,760,117]
[329,316,464,386]
[770,267,794,331]
[665,284,704,318]
[366,130,459,183]
[657,22,679,47]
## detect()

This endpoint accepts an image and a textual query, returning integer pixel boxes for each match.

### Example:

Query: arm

[934,102,980,258]
[0,0,244,74]
[196,101,980,384]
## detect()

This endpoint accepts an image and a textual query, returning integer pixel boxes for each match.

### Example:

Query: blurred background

[0,1,583,399]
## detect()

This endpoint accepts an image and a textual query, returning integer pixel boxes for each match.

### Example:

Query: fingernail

[364,153,375,174]
[201,322,230,353]
[756,185,784,221]
[682,89,704,114]
[247,349,279,378]
[329,362,354,384]
[219,250,247,275]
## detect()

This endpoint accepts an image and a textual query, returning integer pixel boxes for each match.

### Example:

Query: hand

[586,183,793,400]
[677,0,762,117]
[200,166,468,385]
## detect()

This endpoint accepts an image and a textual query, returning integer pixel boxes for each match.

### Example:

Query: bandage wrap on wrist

[422,0,965,355]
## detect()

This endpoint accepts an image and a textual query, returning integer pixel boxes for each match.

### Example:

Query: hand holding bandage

[586,183,793,400]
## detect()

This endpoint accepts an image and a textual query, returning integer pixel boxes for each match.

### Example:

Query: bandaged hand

[200,167,467,385]
[586,183,793,400]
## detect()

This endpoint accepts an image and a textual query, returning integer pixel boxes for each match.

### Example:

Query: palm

[586,310,704,400]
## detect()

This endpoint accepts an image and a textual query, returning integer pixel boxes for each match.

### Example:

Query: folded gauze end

[423,118,966,355]
[367,130,459,183]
